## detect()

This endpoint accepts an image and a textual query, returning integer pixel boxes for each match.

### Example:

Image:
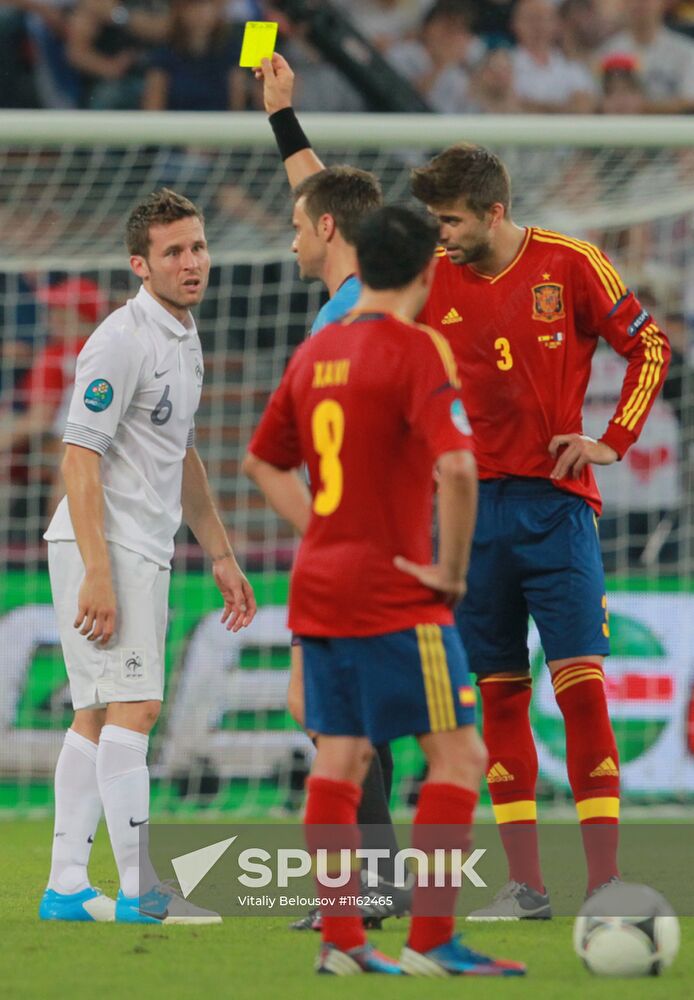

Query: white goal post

[2,110,694,147]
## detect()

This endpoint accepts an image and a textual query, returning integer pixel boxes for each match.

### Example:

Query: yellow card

[239,21,279,68]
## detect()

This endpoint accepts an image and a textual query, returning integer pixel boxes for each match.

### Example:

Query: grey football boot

[466,880,552,921]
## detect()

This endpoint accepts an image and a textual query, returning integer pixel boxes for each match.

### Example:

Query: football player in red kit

[252,53,671,918]
[244,206,525,977]
[412,145,670,918]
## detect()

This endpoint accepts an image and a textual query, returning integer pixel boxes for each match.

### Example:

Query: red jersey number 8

[311,399,345,515]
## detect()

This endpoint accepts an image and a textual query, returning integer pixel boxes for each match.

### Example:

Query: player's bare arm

[548,434,618,481]
[255,54,324,188]
[181,447,256,632]
[61,444,116,646]
[395,449,478,601]
[242,451,312,537]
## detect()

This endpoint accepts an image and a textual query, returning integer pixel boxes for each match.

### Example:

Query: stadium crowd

[0,0,692,572]
[0,0,693,113]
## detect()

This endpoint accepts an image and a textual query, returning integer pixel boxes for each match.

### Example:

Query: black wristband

[269,107,311,161]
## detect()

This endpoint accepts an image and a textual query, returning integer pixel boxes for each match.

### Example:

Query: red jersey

[249,310,473,637]
[418,227,671,514]
[19,336,88,409]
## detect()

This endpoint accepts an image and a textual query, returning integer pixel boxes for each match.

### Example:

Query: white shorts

[48,540,169,710]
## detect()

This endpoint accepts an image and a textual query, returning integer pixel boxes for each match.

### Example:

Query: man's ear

[318,213,336,241]
[130,254,149,280]
[488,202,506,230]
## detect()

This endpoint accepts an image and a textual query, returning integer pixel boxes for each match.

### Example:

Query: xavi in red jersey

[412,143,671,916]
[245,205,525,978]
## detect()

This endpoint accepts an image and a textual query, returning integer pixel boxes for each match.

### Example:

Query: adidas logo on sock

[487,762,515,783]
[441,307,462,325]
[589,756,619,778]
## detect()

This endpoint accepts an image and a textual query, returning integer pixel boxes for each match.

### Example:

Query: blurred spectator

[281,32,365,111]
[0,277,105,525]
[223,0,266,108]
[599,52,646,113]
[386,0,485,113]
[558,0,607,71]
[599,0,694,112]
[66,0,169,109]
[332,0,432,51]
[142,0,245,111]
[668,0,694,34]
[216,182,286,243]
[474,0,518,44]
[465,45,522,112]
[1,277,104,452]
[660,307,690,425]
[0,274,42,394]
[0,2,38,106]
[225,0,265,20]
[13,0,82,107]
[510,0,598,111]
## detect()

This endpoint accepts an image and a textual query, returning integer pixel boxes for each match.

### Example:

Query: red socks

[552,662,620,891]
[480,665,620,896]
[304,775,365,951]
[479,677,544,892]
[407,782,478,954]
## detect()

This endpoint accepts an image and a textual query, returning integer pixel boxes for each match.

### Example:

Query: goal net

[1,111,692,816]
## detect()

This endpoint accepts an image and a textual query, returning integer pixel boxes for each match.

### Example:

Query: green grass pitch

[3,819,692,1000]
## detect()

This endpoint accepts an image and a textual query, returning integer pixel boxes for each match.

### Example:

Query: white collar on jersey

[135,285,197,340]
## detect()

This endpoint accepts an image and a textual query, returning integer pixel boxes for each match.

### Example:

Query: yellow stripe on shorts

[416,624,441,731]
[428,624,457,730]
[416,624,456,732]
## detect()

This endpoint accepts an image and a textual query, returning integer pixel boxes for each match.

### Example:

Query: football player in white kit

[40,189,256,924]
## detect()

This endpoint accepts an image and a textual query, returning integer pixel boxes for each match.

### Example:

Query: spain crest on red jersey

[532,282,565,322]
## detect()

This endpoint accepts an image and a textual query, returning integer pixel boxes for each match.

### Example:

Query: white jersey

[600,27,694,103]
[45,286,204,567]
[512,46,597,106]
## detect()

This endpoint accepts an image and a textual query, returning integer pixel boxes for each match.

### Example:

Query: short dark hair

[411,144,511,217]
[423,0,476,30]
[356,205,439,291]
[293,166,383,246]
[126,188,204,257]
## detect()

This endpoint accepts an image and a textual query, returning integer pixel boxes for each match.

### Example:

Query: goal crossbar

[2,111,693,149]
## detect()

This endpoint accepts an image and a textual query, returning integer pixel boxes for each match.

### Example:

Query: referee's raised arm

[255,53,325,188]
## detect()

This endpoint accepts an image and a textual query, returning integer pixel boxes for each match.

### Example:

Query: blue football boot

[39,887,115,922]
[400,934,527,976]
[316,942,403,975]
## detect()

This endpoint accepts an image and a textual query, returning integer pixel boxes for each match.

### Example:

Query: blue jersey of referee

[310,274,361,334]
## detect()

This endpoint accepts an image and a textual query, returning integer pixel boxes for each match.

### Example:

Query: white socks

[48,728,102,894]
[96,724,157,898]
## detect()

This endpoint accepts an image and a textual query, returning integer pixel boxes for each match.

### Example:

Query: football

[573,882,680,977]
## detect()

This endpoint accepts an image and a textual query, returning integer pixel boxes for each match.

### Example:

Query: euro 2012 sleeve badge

[84,378,114,412]
[450,398,472,436]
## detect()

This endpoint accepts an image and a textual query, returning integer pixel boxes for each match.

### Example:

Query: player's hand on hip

[74,569,116,646]
[393,556,466,604]
[254,54,295,114]
[549,434,618,480]
[213,556,257,632]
